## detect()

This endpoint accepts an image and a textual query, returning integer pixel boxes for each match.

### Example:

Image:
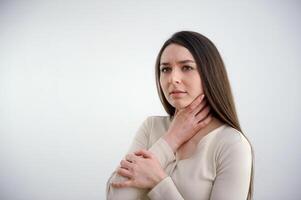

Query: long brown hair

[155,31,254,200]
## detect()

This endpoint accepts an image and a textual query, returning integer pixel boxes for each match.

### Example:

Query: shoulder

[145,115,170,121]
[214,125,251,148]
[143,115,171,128]
[213,125,252,163]
[138,115,170,133]
[142,116,171,142]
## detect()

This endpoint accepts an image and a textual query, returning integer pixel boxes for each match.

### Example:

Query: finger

[120,159,133,169]
[133,149,147,155]
[195,106,211,122]
[117,167,132,178]
[186,94,205,113]
[111,180,132,188]
[134,149,153,158]
[196,114,212,128]
[125,154,136,163]
[192,99,207,116]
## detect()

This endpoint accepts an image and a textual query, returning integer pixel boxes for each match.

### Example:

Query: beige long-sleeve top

[106,116,252,200]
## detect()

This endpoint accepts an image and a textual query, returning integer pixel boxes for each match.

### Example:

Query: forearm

[162,132,181,153]
[148,176,184,200]
[147,137,176,168]
[106,170,147,200]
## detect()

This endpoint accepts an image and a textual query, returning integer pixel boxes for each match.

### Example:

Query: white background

[0,0,300,199]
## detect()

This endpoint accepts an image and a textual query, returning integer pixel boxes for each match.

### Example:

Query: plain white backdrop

[0,0,300,199]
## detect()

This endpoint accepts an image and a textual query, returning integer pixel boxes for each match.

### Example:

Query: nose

[169,68,182,84]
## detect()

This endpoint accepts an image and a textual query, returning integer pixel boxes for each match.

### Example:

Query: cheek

[189,76,203,94]
[198,82,204,93]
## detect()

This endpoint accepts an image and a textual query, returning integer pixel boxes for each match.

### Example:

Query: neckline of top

[174,124,227,162]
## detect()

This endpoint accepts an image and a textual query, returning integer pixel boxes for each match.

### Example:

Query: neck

[188,117,224,145]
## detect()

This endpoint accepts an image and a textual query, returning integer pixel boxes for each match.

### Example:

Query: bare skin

[162,94,212,153]
[175,117,223,160]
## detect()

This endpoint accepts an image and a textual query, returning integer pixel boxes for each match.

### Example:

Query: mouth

[169,90,187,95]
[169,91,187,98]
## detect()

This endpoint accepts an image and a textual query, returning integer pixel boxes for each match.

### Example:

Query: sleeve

[147,177,184,200]
[209,136,252,200]
[106,116,176,200]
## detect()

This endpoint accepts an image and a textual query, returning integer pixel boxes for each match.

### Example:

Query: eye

[160,67,171,73]
[182,65,194,71]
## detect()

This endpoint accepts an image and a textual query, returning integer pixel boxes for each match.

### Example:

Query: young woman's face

[159,43,203,110]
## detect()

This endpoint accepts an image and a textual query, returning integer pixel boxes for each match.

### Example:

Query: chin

[171,100,190,110]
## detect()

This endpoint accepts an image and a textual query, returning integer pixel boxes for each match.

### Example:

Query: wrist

[162,132,181,152]
[152,172,167,188]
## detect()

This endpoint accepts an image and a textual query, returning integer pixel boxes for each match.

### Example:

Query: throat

[176,118,224,160]
[189,117,224,145]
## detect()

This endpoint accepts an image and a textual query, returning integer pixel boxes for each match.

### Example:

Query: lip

[169,90,186,94]
[170,91,187,98]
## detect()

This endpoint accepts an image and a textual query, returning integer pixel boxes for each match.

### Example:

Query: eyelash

[160,66,194,73]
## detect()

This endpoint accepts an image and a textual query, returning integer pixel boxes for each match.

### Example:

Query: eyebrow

[160,60,195,66]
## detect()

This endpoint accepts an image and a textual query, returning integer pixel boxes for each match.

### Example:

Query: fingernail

[200,94,204,99]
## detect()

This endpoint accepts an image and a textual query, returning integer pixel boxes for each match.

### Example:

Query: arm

[147,176,184,200]
[210,136,252,200]
[107,96,212,199]
[106,117,176,200]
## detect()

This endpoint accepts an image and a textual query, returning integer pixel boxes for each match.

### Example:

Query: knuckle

[199,122,205,128]
[198,120,206,127]
[203,108,209,116]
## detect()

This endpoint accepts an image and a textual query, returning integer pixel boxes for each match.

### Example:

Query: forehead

[160,43,195,63]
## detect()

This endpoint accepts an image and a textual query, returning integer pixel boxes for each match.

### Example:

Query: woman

[106,31,254,200]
